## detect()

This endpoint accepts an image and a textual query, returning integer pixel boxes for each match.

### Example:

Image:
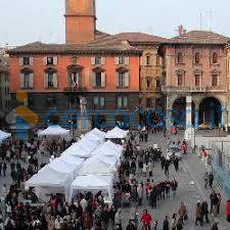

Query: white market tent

[25,165,72,201]
[68,136,102,158]
[70,175,113,202]
[79,154,118,176]
[91,141,123,159]
[105,127,129,139]
[0,130,11,142]
[89,128,106,139]
[60,154,84,169]
[48,158,80,178]
[38,125,70,138]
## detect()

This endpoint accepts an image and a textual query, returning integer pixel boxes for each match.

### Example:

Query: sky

[1,0,230,46]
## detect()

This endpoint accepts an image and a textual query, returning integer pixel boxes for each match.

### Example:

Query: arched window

[212,52,218,64]
[177,52,183,63]
[195,53,200,64]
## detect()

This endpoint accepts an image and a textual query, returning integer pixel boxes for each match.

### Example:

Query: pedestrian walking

[140,209,152,230]
[2,162,7,177]
[195,202,203,226]
[171,213,177,230]
[204,172,209,189]
[209,172,214,188]
[201,200,209,224]
[216,193,222,215]
[173,158,179,172]
[162,216,169,230]
[178,202,187,224]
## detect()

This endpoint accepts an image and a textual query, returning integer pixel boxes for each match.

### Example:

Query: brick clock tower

[65,0,96,44]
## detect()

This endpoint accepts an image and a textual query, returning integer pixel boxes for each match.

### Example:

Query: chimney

[178,25,186,36]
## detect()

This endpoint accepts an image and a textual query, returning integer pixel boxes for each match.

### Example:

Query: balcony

[162,85,227,93]
[64,86,88,92]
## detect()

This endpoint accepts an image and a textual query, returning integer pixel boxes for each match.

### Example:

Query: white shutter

[92,72,96,87]
[19,58,23,66]
[29,73,34,88]
[44,73,48,88]
[118,97,122,108]
[30,57,33,66]
[125,72,129,87]
[101,57,105,65]
[53,57,58,65]
[20,74,24,88]
[101,72,106,87]
[116,73,119,87]
[94,97,99,105]
[53,73,58,88]
[44,57,47,66]
[100,97,105,107]
[125,57,130,65]
[91,57,96,65]
[123,97,128,108]
[115,57,119,65]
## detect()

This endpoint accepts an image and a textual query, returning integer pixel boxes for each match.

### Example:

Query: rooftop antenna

[209,10,213,31]
[199,12,203,30]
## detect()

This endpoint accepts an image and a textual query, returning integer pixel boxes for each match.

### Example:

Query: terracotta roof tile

[169,30,230,45]
[8,39,142,55]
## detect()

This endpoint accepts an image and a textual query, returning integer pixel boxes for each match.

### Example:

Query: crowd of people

[0,126,224,230]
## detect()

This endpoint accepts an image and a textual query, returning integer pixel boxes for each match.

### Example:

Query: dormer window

[177,52,183,64]
[194,53,200,64]
[19,57,33,66]
[119,57,125,65]
[44,57,57,66]
[95,57,101,65]
[23,57,30,66]
[212,52,218,64]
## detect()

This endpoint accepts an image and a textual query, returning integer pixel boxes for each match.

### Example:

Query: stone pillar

[184,95,195,147]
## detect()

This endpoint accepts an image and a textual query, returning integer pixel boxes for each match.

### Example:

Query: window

[48,73,54,87]
[95,57,101,65]
[195,74,200,86]
[96,72,102,87]
[212,53,218,64]
[93,72,105,88]
[156,79,161,90]
[20,72,33,88]
[156,56,161,65]
[23,57,30,66]
[195,53,200,64]
[45,72,57,88]
[177,73,183,86]
[93,97,105,109]
[119,57,125,65]
[47,57,54,65]
[212,74,218,86]
[146,77,151,88]
[118,73,125,87]
[146,98,151,108]
[146,56,151,65]
[177,52,183,63]
[116,72,129,88]
[117,96,128,109]
[70,72,80,88]
[23,73,30,88]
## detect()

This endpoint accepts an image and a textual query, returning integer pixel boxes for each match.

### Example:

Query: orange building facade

[8,42,141,127]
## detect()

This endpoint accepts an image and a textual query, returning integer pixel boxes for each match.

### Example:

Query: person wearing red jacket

[140,209,152,230]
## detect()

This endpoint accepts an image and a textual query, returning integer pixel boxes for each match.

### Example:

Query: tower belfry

[65,0,96,44]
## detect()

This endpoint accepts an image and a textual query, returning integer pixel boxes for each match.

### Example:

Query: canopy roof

[38,125,70,137]
[0,130,11,141]
[25,166,70,188]
[91,141,123,158]
[68,136,101,158]
[79,154,118,176]
[71,175,112,191]
[105,127,129,139]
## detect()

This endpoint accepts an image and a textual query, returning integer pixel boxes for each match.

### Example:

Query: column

[184,95,195,147]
